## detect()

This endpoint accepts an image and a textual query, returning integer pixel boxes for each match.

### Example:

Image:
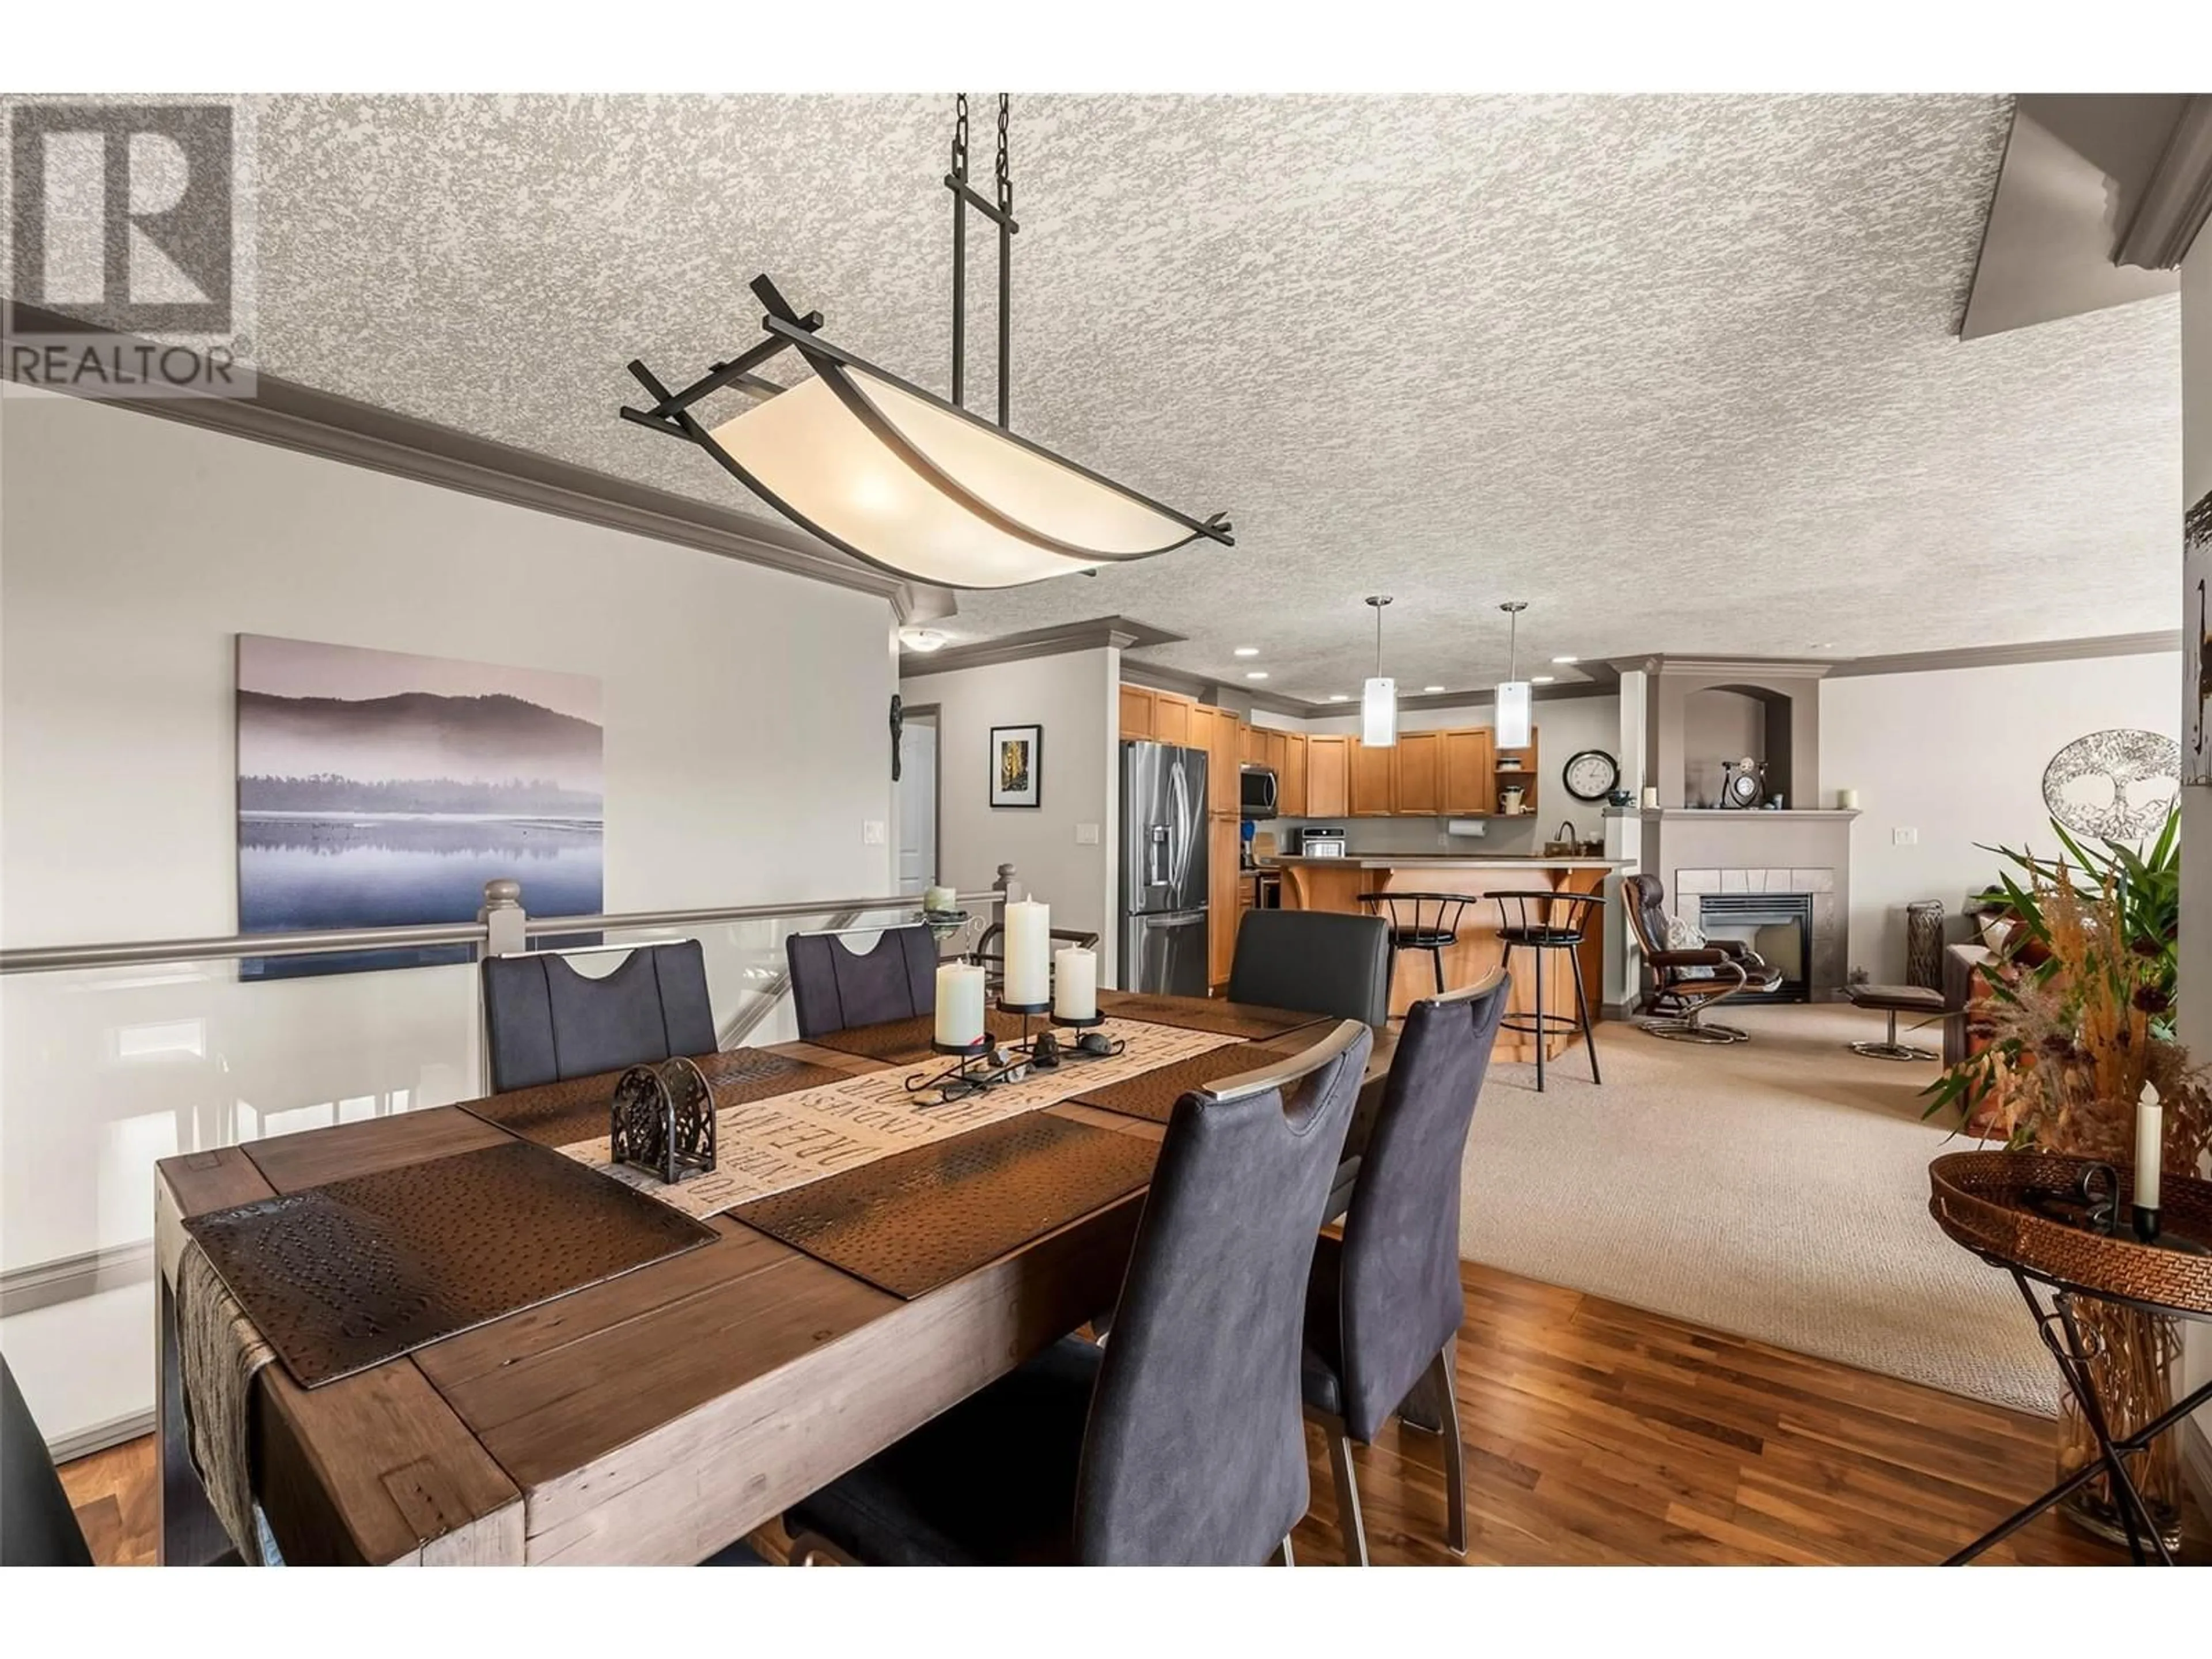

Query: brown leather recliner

[1619,873,1782,1044]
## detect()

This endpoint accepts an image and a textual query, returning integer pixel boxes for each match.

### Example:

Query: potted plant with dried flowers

[1926,808,2207,1550]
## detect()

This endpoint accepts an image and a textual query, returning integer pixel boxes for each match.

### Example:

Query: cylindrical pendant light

[1362,595,1397,748]
[1496,601,1532,750]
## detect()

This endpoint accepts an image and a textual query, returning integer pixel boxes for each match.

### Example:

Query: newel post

[479,878,526,959]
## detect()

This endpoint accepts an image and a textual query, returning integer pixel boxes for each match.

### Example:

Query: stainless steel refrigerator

[1119,740,1209,995]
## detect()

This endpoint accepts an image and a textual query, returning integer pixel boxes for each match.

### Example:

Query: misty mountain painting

[237,635,604,979]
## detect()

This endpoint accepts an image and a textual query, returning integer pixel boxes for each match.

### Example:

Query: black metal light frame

[619,97,1234,589]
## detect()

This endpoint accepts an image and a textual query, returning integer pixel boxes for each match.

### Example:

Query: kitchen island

[1266,854,1628,1058]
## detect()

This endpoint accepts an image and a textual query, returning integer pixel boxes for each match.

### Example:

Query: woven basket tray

[1928,1151,2212,1319]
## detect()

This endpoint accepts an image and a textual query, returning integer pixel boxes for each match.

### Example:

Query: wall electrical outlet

[1074,823,1100,845]
[1891,826,1918,847]
[862,820,887,845]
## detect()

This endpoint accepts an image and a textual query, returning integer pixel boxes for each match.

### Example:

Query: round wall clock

[1562,748,1620,802]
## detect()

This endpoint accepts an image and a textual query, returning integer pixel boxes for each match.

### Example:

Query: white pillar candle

[1002,899,1051,1006]
[2135,1081,2163,1213]
[1054,946,1097,1022]
[924,884,956,914]
[1639,786,1660,810]
[1838,788,1861,810]
[934,963,986,1048]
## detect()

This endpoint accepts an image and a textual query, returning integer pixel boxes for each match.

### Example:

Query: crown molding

[899,616,1180,678]
[2,300,926,619]
[1627,654,1837,681]
[2115,94,2212,269]
[1825,630,2181,678]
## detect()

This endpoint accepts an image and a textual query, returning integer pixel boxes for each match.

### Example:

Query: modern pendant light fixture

[619,95,1233,590]
[1495,601,1533,749]
[1361,595,1398,748]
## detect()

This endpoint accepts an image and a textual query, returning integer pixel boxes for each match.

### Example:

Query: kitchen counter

[1263,854,1627,869]
[1275,853,1622,1048]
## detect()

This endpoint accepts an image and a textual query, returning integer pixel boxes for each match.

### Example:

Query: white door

[897,719,938,893]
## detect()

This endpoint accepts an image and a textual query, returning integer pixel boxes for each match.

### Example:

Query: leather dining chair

[2,1355,94,1566]
[785,923,939,1040]
[1302,968,1509,1565]
[1226,909,1393,1028]
[480,941,718,1092]
[781,1018,1374,1566]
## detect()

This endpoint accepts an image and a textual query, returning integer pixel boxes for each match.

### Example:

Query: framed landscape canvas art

[990,724,1042,808]
[236,635,605,978]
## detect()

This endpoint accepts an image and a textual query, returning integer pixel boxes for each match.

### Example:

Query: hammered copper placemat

[463,1048,849,1150]
[1069,1040,1304,1124]
[183,1138,714,1387]
[729,1112,1157,1299]
[1095,992,1332,1042]
[806,1008,1031,1063]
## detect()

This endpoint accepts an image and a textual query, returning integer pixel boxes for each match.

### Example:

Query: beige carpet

[1460,1003,2058,1417]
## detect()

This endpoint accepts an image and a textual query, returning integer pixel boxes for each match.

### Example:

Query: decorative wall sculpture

[2040,728,2181,843]
[237,635,604,977]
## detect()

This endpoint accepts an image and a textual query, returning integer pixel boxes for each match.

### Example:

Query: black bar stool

[1357,891,1478,999]
[1491,890,1604,1093]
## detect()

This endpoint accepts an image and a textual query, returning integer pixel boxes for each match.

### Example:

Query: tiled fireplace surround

[1675,866,1840,995]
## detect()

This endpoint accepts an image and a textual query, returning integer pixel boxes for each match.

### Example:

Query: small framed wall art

[990,724,1043,808]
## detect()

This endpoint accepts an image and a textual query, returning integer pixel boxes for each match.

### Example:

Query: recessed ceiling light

[898,627,949,652]
[1233,646,1259,657]
[1551,655,1578,665]
[1328,694,1350,703]
[1422,685,1445,694]
[1245,670,1269,680]
[1531,675,1556,684]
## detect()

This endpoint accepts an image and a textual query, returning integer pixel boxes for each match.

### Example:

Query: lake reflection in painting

[237,637,604,979]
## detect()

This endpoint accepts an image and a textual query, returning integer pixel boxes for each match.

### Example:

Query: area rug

[1460,1003,2058,1416]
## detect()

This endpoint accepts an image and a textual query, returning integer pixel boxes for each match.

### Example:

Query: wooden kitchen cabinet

[1151,692,1192,747]
[1348,738,1395,817]
[1264,729,1289,777]
[1208,816,1242,988]
[1305,736,1350,817]
[1442,727,1494,815]
[1279,733,1308,816]
[1207,711,1241,819]
[1240,723,1265,767]
[1494,726,1540,818]
[1393,731,1442,815]
[1118,684,1154,740]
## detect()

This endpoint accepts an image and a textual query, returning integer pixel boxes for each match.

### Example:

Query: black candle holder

[1047,1009,1124,1062]
[904,1035,1024,1101]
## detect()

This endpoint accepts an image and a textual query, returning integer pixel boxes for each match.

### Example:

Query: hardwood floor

[60,1261,2204,1566]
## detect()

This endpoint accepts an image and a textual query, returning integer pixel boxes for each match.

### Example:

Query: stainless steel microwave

[1238,766,1279,820]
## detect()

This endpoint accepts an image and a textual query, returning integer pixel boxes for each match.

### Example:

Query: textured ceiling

[244,94,2180,699]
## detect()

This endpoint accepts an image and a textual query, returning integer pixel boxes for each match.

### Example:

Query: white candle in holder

[934,963,986,1048]
[1003,899,1051,1006]
[1054,946,1097,1022]
[2135,1081,2163,1213]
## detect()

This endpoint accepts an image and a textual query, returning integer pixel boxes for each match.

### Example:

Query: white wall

[902,649,1119,976]
[0,388,896,1445]
[2177,227,2212,1513]
[1821,653,2181,982]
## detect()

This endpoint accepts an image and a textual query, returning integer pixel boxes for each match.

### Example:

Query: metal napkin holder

[611,1056,718,1184]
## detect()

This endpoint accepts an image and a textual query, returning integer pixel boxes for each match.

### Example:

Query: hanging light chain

[953,92,970,181]
[995,94,1012,212]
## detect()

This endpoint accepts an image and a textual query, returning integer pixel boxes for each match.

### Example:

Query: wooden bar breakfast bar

[1271,856,1624,1060]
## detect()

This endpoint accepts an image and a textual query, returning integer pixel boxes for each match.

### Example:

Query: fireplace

[1694,891,1812,1003]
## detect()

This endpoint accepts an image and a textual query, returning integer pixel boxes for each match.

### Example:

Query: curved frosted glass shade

[1361,677,1397,748]
[704,366,1205,589]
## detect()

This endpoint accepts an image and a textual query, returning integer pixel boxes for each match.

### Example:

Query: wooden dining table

[151,991,1392,1566]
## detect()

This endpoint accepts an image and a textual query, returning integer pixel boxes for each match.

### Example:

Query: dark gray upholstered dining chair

[1302,968,1509,1564]
[1226,909,1393,1028]
[2,1355,93,1566]
[781,1018,1375,1566]
[480,941,718,1093]
[785,923,939,1040]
